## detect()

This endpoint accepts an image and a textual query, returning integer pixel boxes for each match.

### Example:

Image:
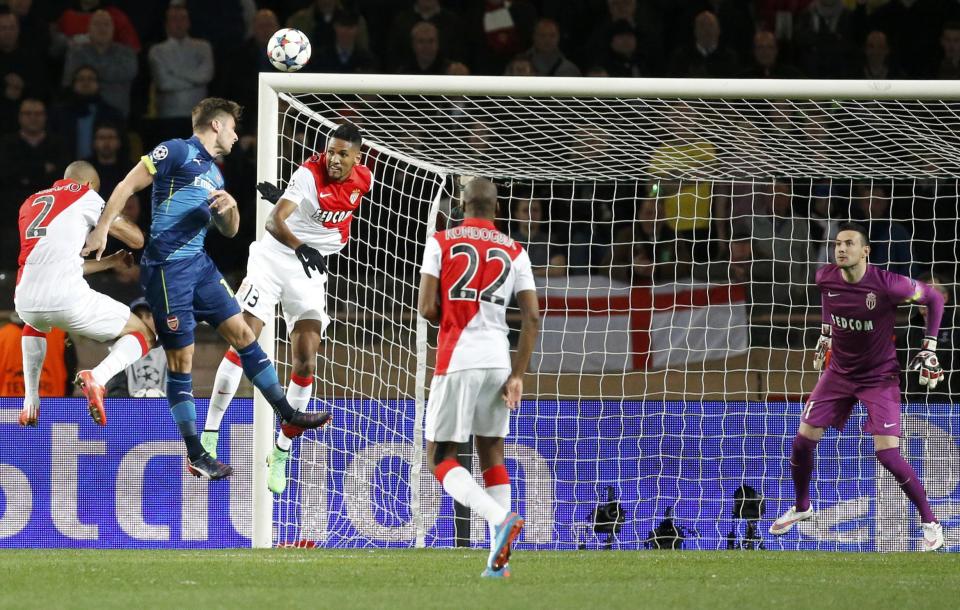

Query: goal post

[253,73,960,552]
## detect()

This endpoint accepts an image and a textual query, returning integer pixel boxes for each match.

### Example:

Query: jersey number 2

[24,195,55,239]
[448,244,511,306]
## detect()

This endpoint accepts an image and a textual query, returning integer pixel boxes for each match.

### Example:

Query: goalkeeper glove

[908,337,943,390]
[295,244,327,278]
[256,181,283,204]
[813,324,831,372]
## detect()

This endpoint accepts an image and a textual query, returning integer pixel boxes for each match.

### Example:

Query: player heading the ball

[84,98,332,481]
[419,178,540,578]
[202,122,372,494]
[769,222,946,552]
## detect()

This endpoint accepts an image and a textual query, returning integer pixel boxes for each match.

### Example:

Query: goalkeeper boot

[187,452,233,480]
[488,512,524,571]
[480,564,511,579]
[266,446,290,495]
[200,430,219,459]
[283,410,333,431]
[921,521,945,552]
[769,505,814,536]
[19,399,40,427]
[75,370,106,426]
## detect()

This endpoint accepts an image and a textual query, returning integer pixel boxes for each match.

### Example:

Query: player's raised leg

[19,324,47,426]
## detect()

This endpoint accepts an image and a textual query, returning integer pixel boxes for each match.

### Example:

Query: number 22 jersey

[420,218,536,375]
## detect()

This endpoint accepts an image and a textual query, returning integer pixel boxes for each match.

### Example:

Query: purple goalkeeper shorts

[802,368,903,436]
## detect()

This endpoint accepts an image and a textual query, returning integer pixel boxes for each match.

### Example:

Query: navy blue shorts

[141,253,241,349]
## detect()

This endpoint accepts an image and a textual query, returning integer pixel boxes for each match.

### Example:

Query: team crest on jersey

[349,189,361,204]
[166,314,179,331]
[151,145,168,161]
[68,182,81,192]
[866,292,877,310]
[308,153,321,163]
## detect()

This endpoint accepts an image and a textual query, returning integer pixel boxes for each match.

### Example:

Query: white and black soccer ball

[267,28,311,72]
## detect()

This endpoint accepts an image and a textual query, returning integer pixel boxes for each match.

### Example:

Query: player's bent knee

[873,434,899,451]
[798,423,825,441]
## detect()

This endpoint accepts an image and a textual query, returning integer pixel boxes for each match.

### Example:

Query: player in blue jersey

[83,98,332,480]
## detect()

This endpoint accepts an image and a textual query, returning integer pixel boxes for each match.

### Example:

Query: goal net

[255,75,960,553]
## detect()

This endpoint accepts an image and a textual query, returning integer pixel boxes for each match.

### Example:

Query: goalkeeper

[202,122,372,494]
[769,223,945,552]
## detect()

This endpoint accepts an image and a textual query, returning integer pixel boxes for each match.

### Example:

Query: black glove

[256,181,283,204]
[295,244,327,278]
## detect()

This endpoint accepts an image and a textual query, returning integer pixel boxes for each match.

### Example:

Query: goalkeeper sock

[91,332,149,386]
[277,373,312,451]
[167,371,204,461]
[876,447,937,523]
[21,326,46,404]
[435,460,510,526]
[790,434,818,512]
[483,464,511,547]
[206,349,243,432]
[235,341,296,421]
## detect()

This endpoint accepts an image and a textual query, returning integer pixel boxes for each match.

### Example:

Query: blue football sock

[167,371,205,460]
[236,341,295,420]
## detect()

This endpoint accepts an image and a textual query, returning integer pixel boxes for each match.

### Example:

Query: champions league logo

[866,292,877,310]
[151,145,169,161]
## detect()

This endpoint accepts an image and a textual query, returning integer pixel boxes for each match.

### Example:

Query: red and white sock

[91,332,148,386]
[435,459,509,526]
[277,373,312,451]
[206,349,243,431]
[483,464,511,547]
[21,325,46,404]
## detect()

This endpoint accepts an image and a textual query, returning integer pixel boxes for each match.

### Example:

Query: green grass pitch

[2,549,958,610]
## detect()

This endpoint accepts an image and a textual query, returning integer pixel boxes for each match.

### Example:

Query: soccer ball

[267,28,311,72]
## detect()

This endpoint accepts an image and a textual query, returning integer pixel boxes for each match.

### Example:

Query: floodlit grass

[1,549,958,610]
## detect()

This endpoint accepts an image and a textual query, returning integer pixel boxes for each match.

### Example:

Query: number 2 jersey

[15,180,104,312]
[420,218,536,375]
[261,153,373,257]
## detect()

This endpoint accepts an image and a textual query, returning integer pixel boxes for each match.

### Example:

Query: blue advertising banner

[1,398,957,551]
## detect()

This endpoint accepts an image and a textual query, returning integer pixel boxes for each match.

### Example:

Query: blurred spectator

[682,0,756,62]
[809,183,841,264]
[669,11,740,78]
[445,61,470,76]
[56,0,140,52]
[852,184,912,277]
[314,10,379,73]
[868,0,950,78]
[0,11,47,100]
[388,0,466,70]
[511,196,566,277]
[0,99,65,219]
[7,0,50,57]
[148,5,214,121]
[216,8,278,131]
[936,21,960,80]
[288,0,370,54]
[396,21,449,75]
[184,0,250,60]
[467,0,538,74]
[520,18,580,77]
[0,72,26,133]
[61,10,138,117]
[605,198,681,285]
[603,20,645,77]
[859,30,904,79]
[741,30,803,78]
[792,0,866,78]
[585,0,663,76]
[85,121,127,198]
[0,312,73,397]
[748,181,812,305]
[51,65,124,160]
[106,298,167,398]
[504,55,534,76]
[900,272,957,402]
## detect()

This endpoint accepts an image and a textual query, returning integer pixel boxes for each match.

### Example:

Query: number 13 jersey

[420,218,536,375]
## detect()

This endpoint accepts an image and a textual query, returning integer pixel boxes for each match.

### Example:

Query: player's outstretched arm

[504,290,540,410]
[84,162,153,260]
[417,273,440,324]
[107,214,144,250]
[266,198,326,278]
[83,250,134,275]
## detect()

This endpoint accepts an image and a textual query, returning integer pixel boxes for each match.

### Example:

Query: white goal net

[255,75,960,553]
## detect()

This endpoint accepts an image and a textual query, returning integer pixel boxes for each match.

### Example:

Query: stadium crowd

[1,0,959,397]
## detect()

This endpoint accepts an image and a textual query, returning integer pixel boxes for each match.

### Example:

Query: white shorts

[425,368,511,443]
[16,287,129,342]
[236,241,331,333]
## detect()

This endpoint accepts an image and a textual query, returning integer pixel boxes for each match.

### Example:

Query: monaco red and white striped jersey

[261,153,373,257]
[421,218,536,375]
[15,179,104,312]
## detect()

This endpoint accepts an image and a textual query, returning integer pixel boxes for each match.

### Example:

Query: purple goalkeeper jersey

[818,264,921,384]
